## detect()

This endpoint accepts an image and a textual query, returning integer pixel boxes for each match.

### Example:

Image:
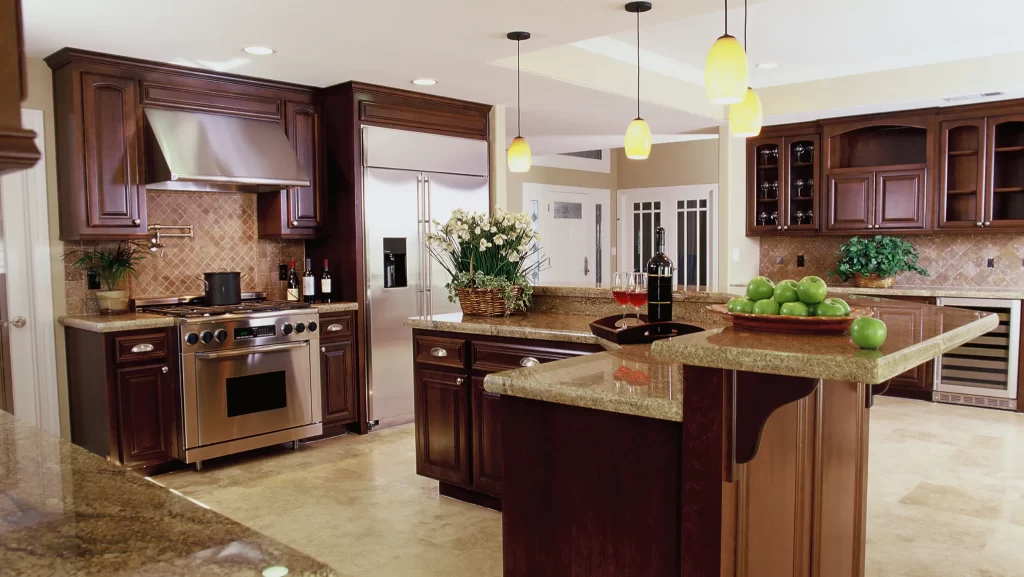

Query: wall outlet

[797,255,805,268]
[775,256,784,265]
[987,258,995,268]
[278,263,289,281]
[86,269,101,290]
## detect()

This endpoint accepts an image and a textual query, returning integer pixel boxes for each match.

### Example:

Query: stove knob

[200,331,214,344]
[307,322,317,333]
[215,329,228,343]
[282,323,293,335]
[185,332,200,346]
[295,322,306,334]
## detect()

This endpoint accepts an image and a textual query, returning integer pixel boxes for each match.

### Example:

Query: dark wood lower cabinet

[115,362,176,467]
[853,295,936,400]
[317,311,362,438]
[412,329,602,507]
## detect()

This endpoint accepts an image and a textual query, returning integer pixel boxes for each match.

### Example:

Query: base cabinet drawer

[471,340,591,372]
[414,335,467,368]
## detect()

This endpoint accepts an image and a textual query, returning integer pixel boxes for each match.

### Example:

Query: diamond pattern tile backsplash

[759,233,1024,287]
[64,192,303,315]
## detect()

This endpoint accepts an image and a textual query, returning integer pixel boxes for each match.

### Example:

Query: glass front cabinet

[747,133,821,235]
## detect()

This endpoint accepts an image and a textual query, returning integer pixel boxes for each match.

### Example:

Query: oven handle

[195,341,308,360]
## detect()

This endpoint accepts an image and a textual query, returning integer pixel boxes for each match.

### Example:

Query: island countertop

[0,412,335,576]
[405,312,606,345]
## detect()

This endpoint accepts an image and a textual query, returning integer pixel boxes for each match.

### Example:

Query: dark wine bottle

[646,226,673,333]
[321,259,332,303]
[286,258,299,302]
[302,258,315,304]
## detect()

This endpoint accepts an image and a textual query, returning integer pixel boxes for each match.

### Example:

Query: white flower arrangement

[425,209,546,314]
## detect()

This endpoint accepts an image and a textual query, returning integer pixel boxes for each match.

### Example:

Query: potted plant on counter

[426,209,544,316]
[63,242,148,314]
[831,235,929,288]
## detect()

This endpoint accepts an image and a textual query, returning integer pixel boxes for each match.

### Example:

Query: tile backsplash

[760,233,1024,288]
[64,191,303,315]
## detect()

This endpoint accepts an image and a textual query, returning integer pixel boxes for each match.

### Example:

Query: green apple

[779,301,810,316]
[727,297,755,314]
[850,317,887,349]
[796,276,828,304]
[752,298,780,315]
[825,297,850,315]
[806,303,819,316]
[773,279,800,304]
[814,300,846,317]
[746,276,776,301]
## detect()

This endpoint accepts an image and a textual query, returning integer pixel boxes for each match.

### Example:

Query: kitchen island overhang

[484,299,998,577]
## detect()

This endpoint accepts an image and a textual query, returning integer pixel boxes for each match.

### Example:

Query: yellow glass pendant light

[704,0,748,104]
[728,0,762,137]
[507,31,532,173]
[624,2,653,160]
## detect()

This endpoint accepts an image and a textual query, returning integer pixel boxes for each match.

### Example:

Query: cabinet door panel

[322,339,357,425]
[116,363,172,467]
[876,169,926,230]
[938,118,986,230]
[81,73,143,231]
[415,368,470,485]
[876,306,933,395]
[826,173,874,231]
[747,137,785,234]
[985,115,1024,229]
[783,134,821,232]
[286,101,320,230]
[472,376,503,496]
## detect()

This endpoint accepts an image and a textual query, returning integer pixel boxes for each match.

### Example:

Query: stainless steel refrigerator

[362,126,489,426]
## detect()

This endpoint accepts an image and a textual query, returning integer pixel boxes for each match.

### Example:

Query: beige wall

[615,139,720,190]
[504,159,618,214]
[21,57,70,438]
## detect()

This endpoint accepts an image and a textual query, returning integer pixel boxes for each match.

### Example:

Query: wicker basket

[853,274,896,289]
[457,286,524,317]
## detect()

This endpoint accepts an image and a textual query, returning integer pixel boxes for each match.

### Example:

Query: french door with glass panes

[618,185,718,291]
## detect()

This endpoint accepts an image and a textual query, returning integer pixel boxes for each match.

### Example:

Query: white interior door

[0,109,59,434]
[618,185,718,291]
[523,184,610,287]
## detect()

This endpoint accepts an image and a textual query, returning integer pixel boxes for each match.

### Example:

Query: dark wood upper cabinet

[826,172,874,231]
[783,134,821,232]
[257,100,322,238]
[746,128,821,235]
[0,0,41,175]
[875,169,927,230]
[938,118,986,230]
[985,114,1024,229]
[747,137,785,234]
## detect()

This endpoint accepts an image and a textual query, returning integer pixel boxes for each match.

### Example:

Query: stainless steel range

[139,295,322,469]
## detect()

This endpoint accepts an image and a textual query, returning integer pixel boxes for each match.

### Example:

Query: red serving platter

[707,304,870,335]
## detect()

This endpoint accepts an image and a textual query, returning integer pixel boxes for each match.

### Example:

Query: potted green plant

[425,209,544,316]
[63,242,149,314]
[830,235,929,288]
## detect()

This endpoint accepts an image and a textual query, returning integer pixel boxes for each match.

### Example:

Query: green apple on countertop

[773,279,799,304]
[727,297,755,314]
[779,301,810,316]
[752,298,780,315]
[813,299,846,317]
[850,316,887,349]
[796,276,828,304]
[746,276,776,301]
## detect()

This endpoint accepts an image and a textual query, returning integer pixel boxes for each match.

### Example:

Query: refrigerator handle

[424,175,432,317]
[416,175,424,317]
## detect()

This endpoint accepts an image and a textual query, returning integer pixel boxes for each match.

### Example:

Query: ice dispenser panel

[383,238,408,289]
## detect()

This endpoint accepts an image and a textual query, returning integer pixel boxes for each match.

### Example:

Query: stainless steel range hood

[144,107,310,193]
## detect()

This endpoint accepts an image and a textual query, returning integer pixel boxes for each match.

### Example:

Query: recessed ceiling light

[755,62,778,69]
[243,46,275,56]
[412,78,438,86]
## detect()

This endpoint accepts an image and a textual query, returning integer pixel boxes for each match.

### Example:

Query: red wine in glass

[612,290,631,305]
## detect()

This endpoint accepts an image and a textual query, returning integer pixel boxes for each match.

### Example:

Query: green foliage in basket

[62,242,149,291]
[830,235,929,282]
[425,209,545,314]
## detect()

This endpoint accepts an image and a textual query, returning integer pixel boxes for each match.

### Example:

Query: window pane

[654,210,661,230]
[633,212,641,272]
[595,204,603,284]
[685,210,697,289]
[678,200,685,209]
[677,211,685,287]
[553,201,582,219]
[642,202,652,211]
[699,199,707,208]
[642,211,652,267]
[699,210,708,288]
[654,201,661,210]
[687,199,697,209]
[634,202,640,210]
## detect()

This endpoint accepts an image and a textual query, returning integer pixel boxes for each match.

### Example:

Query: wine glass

[805,143,814,161]
[793,143,805,162]
[771,181,779,199]
[760,181,771,198]
[794,179,805,197]
[806,209,814,224]
[629,272,649,324]
[807,177,814,191]
[612,272,634,327]
[759,148,770,166]
[770,211,778,224]
[758,211,768,226]
[794,210,805,225]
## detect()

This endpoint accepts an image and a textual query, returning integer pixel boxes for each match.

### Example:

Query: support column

[718,124,759,291]
[489,104,507,212]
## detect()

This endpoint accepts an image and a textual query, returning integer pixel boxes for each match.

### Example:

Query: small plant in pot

[425,209,545,316]
[63,242,148,314]
[830,235,929,288]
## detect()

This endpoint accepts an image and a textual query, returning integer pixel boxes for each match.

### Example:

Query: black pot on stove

[200,271,244,306]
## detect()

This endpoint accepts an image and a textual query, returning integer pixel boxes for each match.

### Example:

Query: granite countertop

[59,312,175,333]
[651,298,998,384]
[483,345,682,421]
[0,412,335,576]
[312,301,359,313]
[405,312,605,345]
[534,285,736,303]
[727,283,1024,300]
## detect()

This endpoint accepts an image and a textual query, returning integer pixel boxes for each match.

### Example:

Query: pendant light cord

[636,9,641,118]
[743,0,747,48]
[517,39,522,137]
[724,0,728,34]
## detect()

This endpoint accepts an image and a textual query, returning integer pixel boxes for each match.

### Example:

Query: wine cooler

[933,297,1020,411]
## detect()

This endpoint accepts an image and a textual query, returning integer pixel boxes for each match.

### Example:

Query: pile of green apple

[727,276,887,349]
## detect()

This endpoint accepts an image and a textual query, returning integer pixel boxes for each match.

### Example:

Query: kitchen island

[0,411,335,576]
[476,296,997,577]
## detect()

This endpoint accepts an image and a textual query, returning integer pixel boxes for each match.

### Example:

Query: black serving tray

[589,314,703,345]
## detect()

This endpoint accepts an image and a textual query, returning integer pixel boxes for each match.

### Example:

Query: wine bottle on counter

[646,226,673,334]
[303,258,316,304]
[321,259,333,303]
[286,259,299,302]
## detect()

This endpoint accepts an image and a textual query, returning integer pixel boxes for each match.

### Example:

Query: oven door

[189,341,314,447]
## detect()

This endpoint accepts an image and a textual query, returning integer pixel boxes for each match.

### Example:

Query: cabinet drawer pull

[161,366,169,374]
[131,343,155,353]
[430,347,448,358]
[984,221,991,227]
[456,377,464,385]
[520,357,539,367]
[132,218,141,226]
[321,347,326,353]
[326,324,344,332]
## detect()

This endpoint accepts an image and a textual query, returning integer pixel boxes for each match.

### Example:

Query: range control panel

[235,325,276,340]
